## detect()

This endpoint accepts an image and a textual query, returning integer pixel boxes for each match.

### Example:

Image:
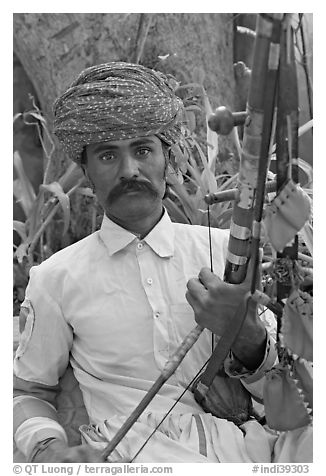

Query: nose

[118,154,140,181]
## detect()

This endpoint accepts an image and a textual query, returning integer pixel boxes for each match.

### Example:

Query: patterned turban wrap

[53,62,185,164]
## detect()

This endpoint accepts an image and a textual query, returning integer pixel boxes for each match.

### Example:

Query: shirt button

[137,242,144,250]
[147,278,153,285]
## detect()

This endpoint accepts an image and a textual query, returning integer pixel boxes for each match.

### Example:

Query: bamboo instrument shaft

[102,325,203,460]
[223,14,283,286]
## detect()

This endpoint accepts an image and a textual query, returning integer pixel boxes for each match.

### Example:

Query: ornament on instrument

[263,362,312,430]
[263,179,311,252]
[263,288,313,430]
[281,289,313,362]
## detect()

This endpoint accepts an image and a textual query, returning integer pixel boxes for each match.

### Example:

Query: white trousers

[80,412,313,463]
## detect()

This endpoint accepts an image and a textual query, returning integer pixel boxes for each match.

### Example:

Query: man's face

[85,135,167,223]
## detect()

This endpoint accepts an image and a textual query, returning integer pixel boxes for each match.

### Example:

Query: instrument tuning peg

[208,106,247,135]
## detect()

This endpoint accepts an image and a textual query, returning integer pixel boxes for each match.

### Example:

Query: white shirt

[14,211,230,432]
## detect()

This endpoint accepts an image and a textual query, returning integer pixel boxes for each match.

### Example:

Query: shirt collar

[99,209,175,258]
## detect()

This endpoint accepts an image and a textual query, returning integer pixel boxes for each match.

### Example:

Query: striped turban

[53,62,185,164]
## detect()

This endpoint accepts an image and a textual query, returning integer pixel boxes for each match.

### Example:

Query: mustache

[107,179,160,204]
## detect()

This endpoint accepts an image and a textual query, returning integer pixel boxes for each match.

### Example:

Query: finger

[186,277,206,295]
[185,290,202,315]
[198,267,222,289]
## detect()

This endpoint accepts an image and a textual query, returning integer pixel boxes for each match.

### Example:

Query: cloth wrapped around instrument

[191,295,256,426]
[192,368,254,426]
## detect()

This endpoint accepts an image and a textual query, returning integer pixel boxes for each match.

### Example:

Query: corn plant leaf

[185,110,196,133]
[25,190,47,243]
[201,168,218,194]
[185,105,202,113]
[170,144,189,173]
[40,182,70,236]
[23,110,47,126]
[163,198,191,224]
[216,208,233,228]
[77,187,95,197]
[13,113,22,124]
[13,151,36,217]
[15,242,30,264]
[201,87,219,169]
[192,139,218,193]
[167,183,197,223]
[13,220,27,242]
[216,173,238,191]
[186,160,205,190]
[58,161,85,193]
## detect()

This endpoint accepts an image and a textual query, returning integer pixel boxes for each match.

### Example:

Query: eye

[136,147,151,157]
[98,152,116,162]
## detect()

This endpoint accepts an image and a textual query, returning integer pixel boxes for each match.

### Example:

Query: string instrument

[192,13,284,420]
[101,13,313,460]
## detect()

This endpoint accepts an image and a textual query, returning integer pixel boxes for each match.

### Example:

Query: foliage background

[13,13,313,314]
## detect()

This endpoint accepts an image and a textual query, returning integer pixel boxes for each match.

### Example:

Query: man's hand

[32,440,105,463]
[185,254,267,370]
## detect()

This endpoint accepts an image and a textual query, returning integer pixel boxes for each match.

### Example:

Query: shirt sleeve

[224,308,278,402]
[13,263,73,458]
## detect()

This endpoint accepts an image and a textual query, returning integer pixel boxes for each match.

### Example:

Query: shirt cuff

[14,416,68,461]
[224,331,277,384]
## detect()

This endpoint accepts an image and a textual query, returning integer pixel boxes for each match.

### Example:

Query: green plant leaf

[13,220,27,242]
[40,182,70,236]
[23,110,47,126]
[15,242,30,264]
[200,86,219,169]
[186,160,205,190]
[201,167,218,194]
[170,184,196,219]
[13,113,22,124]
[77,187,95,197]
[185,105,202,112]
[13,151,36,217]
[163,198,191,224]
[58,162,85,193]
[217,208,233,228]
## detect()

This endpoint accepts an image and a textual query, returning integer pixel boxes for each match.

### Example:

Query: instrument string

[207,204,215,352]
[129,356,211,462]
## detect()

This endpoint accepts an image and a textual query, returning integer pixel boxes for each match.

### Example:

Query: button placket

[135,244,169,368]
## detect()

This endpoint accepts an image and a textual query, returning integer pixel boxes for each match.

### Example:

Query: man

[13,62,311,463]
